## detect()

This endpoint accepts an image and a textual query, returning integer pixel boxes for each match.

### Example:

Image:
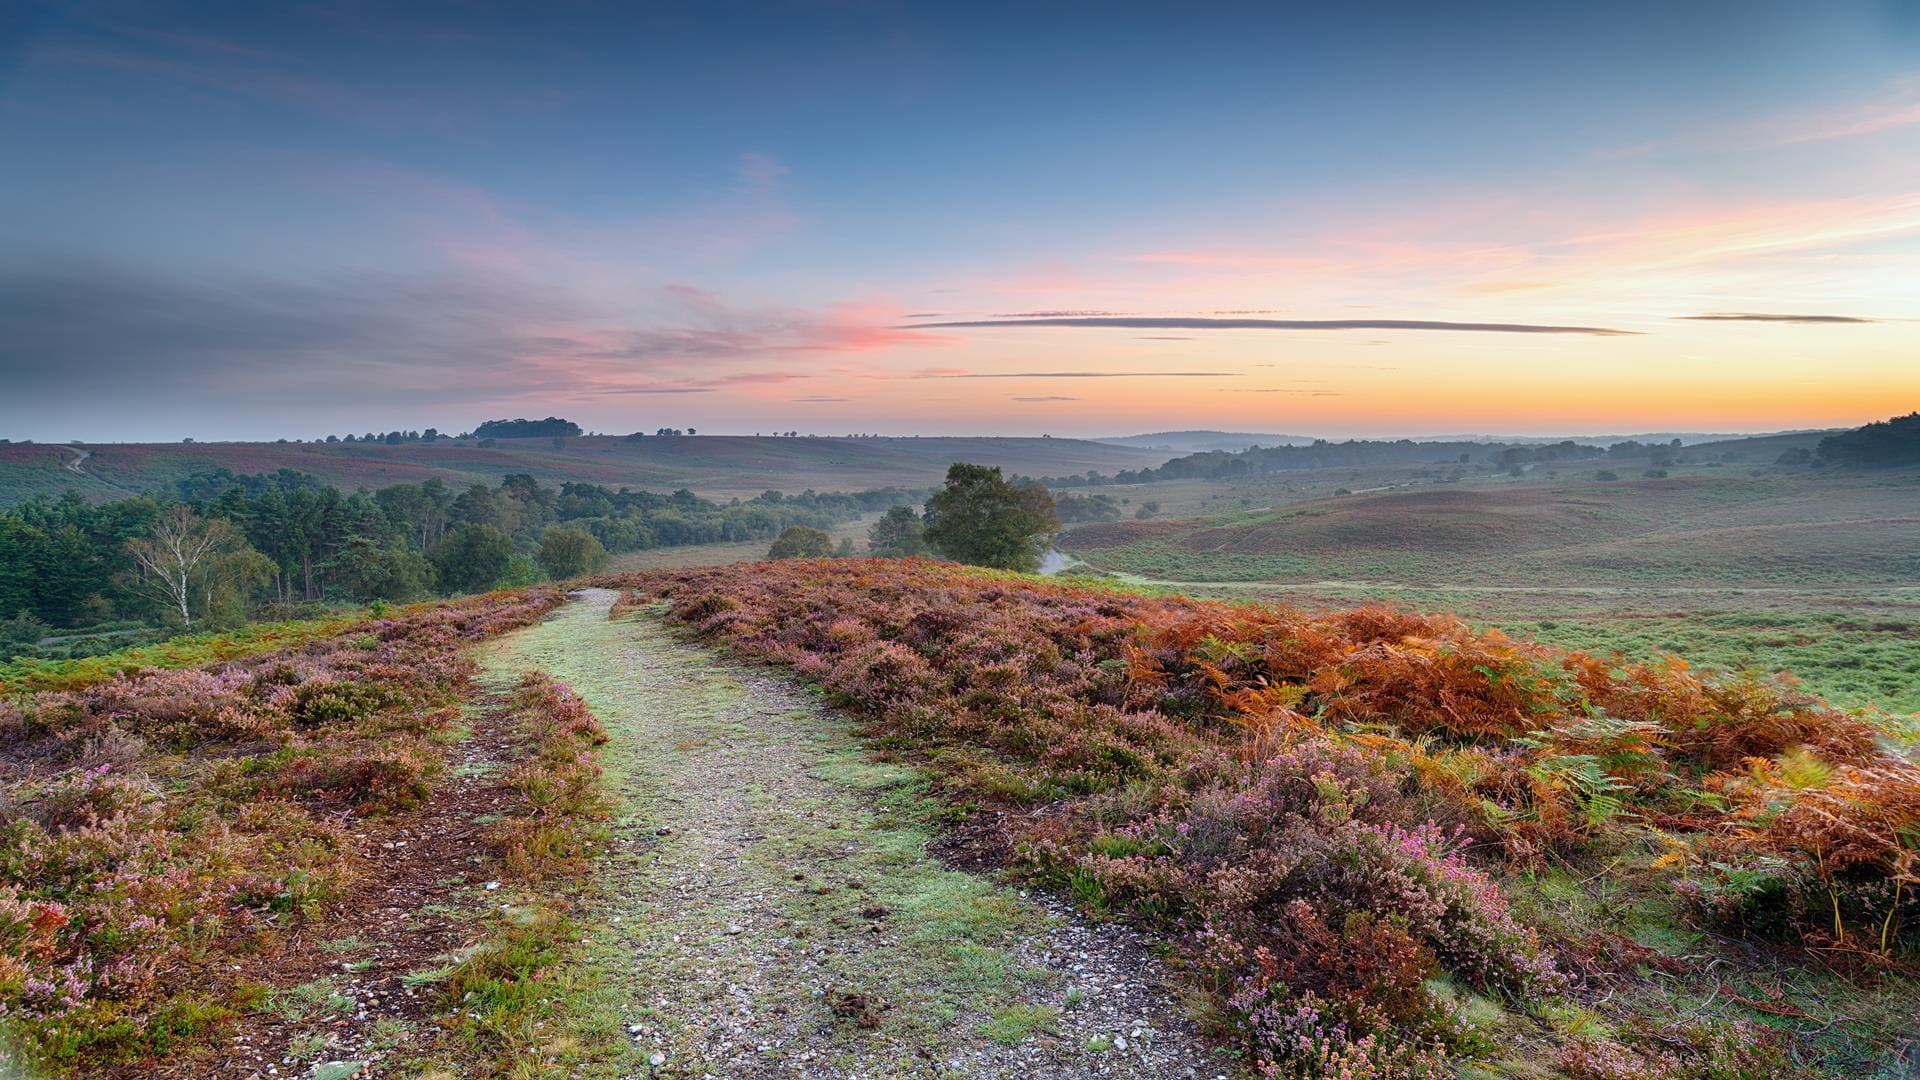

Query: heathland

[2,415,1916,1078]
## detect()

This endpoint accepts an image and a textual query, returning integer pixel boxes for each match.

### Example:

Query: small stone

[648,1051,666,1067]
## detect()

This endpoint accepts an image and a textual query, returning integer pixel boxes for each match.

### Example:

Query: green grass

[262,978,353,1022]
[980,1003,1059,1045]
[1501,609,1920,717]
[0,614,363,693]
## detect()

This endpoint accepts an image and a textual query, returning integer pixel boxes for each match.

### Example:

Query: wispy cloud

[1677,312,1878,324]
[908,316,1637,336]
[0,263,942,411]
[794,395,851,403]
[1012,395,1077,402]
[1770,74,1920,145]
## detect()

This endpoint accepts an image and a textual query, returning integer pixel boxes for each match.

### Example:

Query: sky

[2,0,1918,442]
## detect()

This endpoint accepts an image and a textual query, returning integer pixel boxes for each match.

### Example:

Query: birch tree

[128,507,231,629]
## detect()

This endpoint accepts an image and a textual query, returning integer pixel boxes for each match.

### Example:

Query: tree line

[1,470,919,639]
[767,463,1062,573]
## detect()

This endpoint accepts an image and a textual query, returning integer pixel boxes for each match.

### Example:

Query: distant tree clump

[472,417,584,440]
[922,463,1059,573]
[867,505,927,556]
[768,525,834,559]
[1053,492,1122,523]
[539,524,606,579]
[1594,470,1620,481]
[1816,412,1920,468]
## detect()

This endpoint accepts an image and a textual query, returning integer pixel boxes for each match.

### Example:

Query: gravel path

[489,588,1233,1079]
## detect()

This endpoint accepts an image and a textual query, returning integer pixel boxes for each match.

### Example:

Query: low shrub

[0,588,563,1068]
[606,558,1919,1071]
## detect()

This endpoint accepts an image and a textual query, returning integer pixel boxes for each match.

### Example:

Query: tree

[324,536,435,602]
[496,553,543,588]
[767,525,833,559]
[867,505,927,556]
[126,507,232,628]
[200,547,277,626]
[539,524,606,579]
[1816,412,1920,468]
[473,417,582,439]
[921,463,1060,572]
[431,523,516,593]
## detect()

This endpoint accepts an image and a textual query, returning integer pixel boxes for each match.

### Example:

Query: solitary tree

[922,463,1059,572]
[767,525,834,559]
[867,505,927,556]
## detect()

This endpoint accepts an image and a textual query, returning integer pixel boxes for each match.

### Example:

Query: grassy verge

[0,614,366,694]
[410,673,623,1077]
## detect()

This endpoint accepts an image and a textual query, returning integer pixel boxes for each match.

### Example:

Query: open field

[1064,467,1920,589]
[0,436,1177,506]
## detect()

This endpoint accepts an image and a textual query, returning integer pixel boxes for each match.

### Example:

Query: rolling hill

[1061,468,1920,589]
[0,434,1179,506]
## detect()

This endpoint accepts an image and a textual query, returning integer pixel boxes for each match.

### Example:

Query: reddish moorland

[0,589,563,1070]
[613,558,1918,1078]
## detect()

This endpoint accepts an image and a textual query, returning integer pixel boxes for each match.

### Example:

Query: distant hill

[1061,468,1920,589]
[1096,431,1320,452]
[0,435,1179,508]
[1097,429,1840,455]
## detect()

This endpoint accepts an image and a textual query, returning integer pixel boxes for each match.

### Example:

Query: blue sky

[3,1,1917,440]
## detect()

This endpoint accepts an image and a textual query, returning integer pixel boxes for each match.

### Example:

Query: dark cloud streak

[1678,312,1877,324]
[907,316,1638,336]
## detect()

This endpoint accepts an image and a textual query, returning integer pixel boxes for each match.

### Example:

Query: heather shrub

[0,588,564,1063]
[497,674,610,880]
[608,558,1919,1070]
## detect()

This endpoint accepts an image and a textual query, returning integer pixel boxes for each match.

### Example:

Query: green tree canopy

[921,463,1059,572]
[1817,411,1920,468]
[867,505,927,556]
[768,525,834,559]
[431,523,516,593]
[324,535,436,603]
[539,524,607,579]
